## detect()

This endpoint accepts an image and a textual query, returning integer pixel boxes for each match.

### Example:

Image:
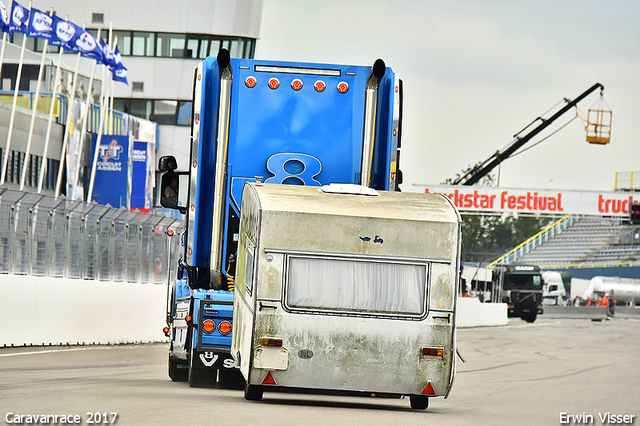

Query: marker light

[167,230,174,237]
[162,326,170,337]
[218,320,232,335]
[291,79,303,91]
[422,347,444,357]
[268,77,280,90]
[202,319,215,334]
[314,80,326,92]
[262,338,283,347]
[185,315,192,324]
[245,76,257,88]
[337,81,349,94]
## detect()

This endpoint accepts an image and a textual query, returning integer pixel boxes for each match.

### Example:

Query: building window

[156,33,186,58]
[132,32,153,56]
[132,82,144,92]
[92,13,104,24]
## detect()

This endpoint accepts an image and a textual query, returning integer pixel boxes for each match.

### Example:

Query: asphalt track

[1,317,638,426]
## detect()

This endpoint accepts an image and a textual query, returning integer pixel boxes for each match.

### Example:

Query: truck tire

[168,357,188,382]
[410,395,429,410]
[244,383,263,401]
[523,310,537,323]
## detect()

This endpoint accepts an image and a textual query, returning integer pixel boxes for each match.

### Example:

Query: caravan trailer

[231,183,461,410]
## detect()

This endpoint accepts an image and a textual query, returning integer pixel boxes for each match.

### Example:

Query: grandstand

[492,215,640,279]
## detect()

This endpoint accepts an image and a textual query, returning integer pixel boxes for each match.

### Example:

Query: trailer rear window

[286,256,427,317]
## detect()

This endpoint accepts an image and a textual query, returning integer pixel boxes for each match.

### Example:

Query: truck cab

[492,264,544,322]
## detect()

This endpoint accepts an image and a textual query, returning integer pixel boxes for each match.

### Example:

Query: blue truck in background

[159,49,403,388]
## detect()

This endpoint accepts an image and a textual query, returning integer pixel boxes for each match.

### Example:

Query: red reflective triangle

[421,381,437,396]
[261,372,276,385]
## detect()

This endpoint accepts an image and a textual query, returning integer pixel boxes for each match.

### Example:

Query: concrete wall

[0,275,168,347]
[0,276,506,347]
[457,297,508,328]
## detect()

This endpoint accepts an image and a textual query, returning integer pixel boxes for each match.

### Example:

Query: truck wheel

[168,357,188,382]
[524,311,537,323]
[410,395,429,410]
[244,383,263,401]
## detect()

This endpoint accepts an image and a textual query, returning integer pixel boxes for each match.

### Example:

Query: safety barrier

[0,187,185,346]
[0,187,184,282]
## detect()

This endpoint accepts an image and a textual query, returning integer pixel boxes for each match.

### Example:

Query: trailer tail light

[261,338,283,347]
[314,80,326,92]
[268,77,280,90]
[422,347,444,357]
[291,79,303,91]
[245,76,257,88]
[421,381,437,396]
[218,320,232,335]
[202,319,215,334]
[261,371,277,385]
[337,81,349,94]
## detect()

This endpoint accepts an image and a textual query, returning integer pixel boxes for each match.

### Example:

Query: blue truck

[159,49,402,388]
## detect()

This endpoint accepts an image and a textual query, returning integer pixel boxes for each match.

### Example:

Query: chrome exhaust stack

[210,49,233,289]
[360,59,386,188]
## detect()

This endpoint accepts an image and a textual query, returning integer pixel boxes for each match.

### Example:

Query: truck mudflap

[187,292,244,388]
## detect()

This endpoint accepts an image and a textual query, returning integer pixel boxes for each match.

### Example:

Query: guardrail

[0,187,184,284]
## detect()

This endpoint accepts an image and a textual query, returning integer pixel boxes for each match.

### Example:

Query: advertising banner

[91,134,130,208]
[130,140,155,211]
[413,184,639,217]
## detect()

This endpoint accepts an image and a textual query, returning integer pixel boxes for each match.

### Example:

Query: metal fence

[0,186,184,284]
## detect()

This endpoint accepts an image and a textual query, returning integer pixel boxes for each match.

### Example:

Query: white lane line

[0,347,112,357]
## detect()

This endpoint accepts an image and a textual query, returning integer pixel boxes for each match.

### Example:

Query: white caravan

[231,183,461,410]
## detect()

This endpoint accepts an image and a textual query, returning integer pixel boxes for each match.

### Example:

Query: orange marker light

[202,319,215,334]
[218,320,232,335]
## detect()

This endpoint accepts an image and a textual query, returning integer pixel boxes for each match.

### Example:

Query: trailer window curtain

[287,257,426,315]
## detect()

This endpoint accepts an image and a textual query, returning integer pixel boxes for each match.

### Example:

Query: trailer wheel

[410,395,429,410]
[168,357,188,382]
[244,383,263,401]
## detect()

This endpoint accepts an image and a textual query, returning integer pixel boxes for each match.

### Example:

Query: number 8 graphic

[265,153,323,186]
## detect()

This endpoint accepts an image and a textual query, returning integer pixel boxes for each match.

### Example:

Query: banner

[9,0,29,34]
[414,184,640,217]
[91,134,130,207]
[130,140,154,210]
[0,1,11,33]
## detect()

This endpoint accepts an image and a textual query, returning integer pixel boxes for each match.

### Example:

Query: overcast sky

[256,0,640,193]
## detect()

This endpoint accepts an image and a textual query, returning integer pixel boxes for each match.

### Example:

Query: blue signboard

[91,134,129,208]
[130,140,154,210]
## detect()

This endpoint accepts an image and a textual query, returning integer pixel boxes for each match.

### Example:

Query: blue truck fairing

[192,57,398,274]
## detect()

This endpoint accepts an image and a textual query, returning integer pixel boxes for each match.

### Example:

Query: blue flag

[75,28,104,63]
[9,0,29,34]
[54,18,81,52]
[111,45,128,85]
[26,8,61,44]
[99,38,117,69]
[0,1,11,34]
